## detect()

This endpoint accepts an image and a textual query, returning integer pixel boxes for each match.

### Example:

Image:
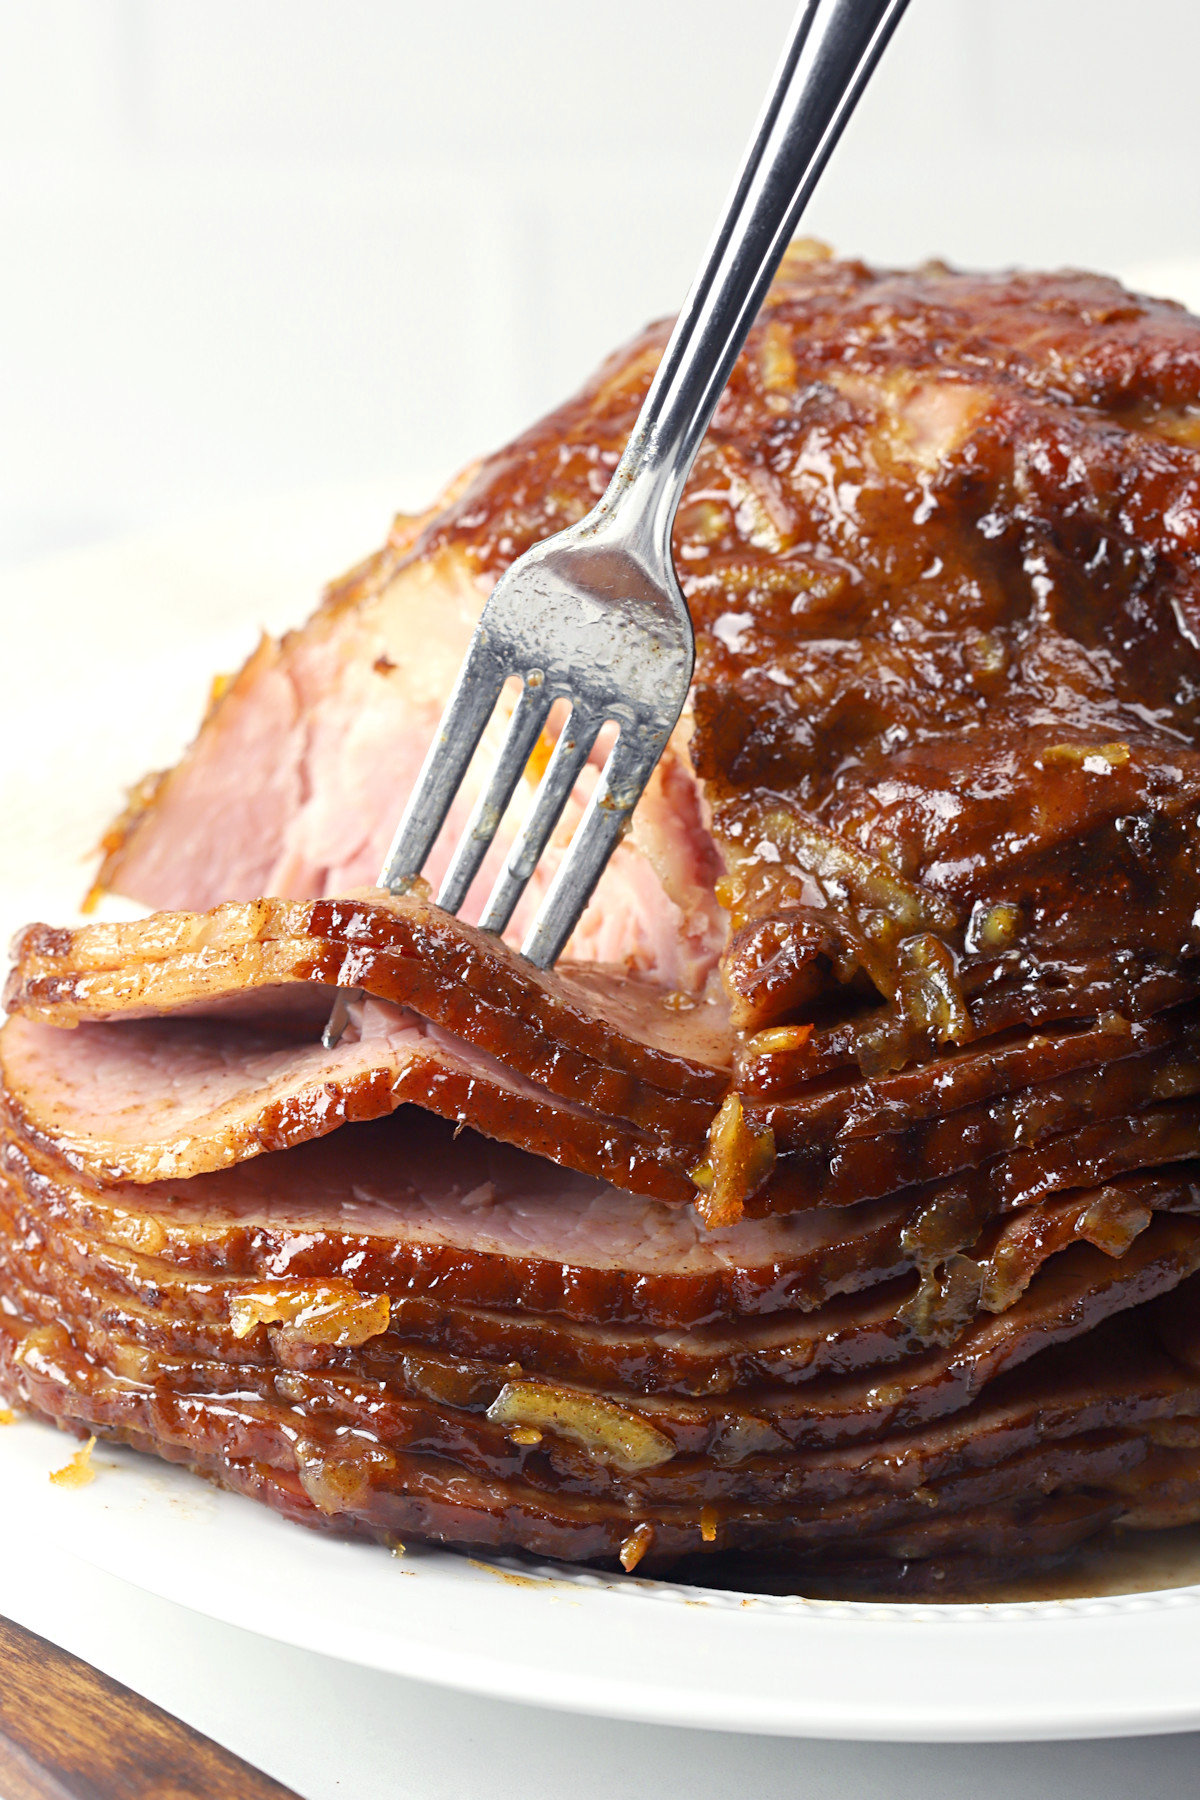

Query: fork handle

[603,0,911,556]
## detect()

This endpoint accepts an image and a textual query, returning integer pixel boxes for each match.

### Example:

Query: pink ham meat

[94,540,725,996]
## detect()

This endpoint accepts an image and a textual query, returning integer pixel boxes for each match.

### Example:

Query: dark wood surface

[0,1612,303,1799]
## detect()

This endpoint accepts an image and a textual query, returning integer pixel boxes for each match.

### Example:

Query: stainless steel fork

[325,0,910,1046]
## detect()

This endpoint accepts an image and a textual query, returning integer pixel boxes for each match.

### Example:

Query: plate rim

[6,1417,1200,1743]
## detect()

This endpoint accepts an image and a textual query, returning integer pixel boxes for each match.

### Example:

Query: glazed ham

[8,249,1200,1588]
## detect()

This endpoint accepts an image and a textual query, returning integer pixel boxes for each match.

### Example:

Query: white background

[5,0,1200,565]
[4,4,1200,1794]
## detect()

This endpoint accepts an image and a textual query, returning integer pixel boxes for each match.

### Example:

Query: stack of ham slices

[7,247,1200,1587]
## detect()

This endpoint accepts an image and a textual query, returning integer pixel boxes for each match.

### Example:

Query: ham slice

[0,1111,916,1327]
[0,1005,703,1199]
[7,889,729,1109]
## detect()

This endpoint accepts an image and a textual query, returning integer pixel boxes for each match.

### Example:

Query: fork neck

[580,428,689,579]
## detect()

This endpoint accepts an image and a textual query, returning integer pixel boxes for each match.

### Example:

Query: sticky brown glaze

[762,950,1200,1090]
[404,250,1200,1068]
[753,1028,1200,1213]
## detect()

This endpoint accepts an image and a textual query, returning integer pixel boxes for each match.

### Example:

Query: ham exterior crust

[11,252,1200,1581]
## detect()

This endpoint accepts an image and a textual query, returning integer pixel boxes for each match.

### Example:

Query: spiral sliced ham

[9,251,1200,1587]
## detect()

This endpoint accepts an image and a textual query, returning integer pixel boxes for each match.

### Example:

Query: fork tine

[377,639,507,893]
[435,674,555,915]
[521,728,664,968]
[323,640,507,1051]
[321,988,355,1051]
[478,703,603,936]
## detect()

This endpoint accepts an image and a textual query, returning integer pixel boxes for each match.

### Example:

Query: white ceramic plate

[6,486,1200,1743]
[6,1412,1200,1743]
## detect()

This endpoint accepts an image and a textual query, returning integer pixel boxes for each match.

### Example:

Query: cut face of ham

[11,253,1200,1584]
[94,545,725,996]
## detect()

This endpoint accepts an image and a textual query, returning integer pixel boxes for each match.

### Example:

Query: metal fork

[325,0,910,1047]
